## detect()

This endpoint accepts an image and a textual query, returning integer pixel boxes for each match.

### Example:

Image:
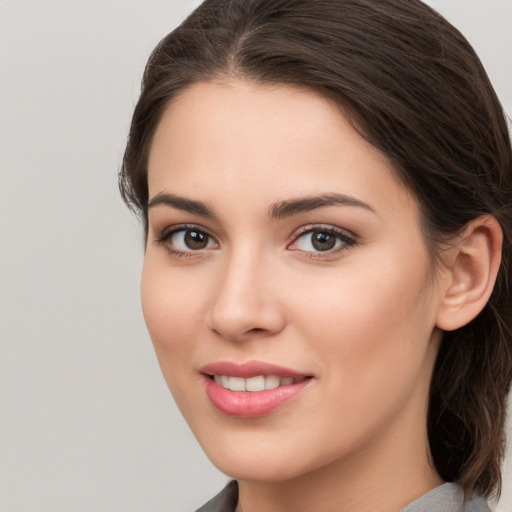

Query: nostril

[207,295,287,341]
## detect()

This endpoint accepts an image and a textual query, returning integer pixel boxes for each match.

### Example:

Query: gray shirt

[195,481,490,512]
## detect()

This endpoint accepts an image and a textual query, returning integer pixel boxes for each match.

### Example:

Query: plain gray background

[0,1,511,511]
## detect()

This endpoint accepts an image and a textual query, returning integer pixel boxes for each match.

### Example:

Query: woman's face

[142,80,445,482]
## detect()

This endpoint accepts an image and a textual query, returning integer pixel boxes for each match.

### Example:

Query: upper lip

[200,360,310,379]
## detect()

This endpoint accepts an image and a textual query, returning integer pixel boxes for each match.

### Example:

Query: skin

[142,79,448,512]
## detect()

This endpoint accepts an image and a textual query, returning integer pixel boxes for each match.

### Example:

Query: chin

[195,427,343,484]
[212,455,308,483]
[191,428,299,481]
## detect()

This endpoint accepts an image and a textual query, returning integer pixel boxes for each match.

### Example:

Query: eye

[172,229,216,250]
[289,226,356,255]
[156,225,218,254]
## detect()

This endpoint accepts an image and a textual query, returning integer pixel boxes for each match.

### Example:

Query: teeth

[245,375,265,391]
[213,375,302,392]
[229,376,246,391]
[214,375,230,388]
[265,375,280,390]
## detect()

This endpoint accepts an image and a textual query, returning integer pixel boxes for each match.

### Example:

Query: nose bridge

[207,244,284,341]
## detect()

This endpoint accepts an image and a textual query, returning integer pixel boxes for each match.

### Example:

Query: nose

[207,250,286,342]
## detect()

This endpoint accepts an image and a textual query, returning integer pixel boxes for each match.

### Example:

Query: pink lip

[200,360,307,378]
[200,361,313,418]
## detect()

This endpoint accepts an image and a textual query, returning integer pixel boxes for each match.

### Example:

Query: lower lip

[203,376,311,418]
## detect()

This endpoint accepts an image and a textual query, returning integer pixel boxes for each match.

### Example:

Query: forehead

[147,79,415,219]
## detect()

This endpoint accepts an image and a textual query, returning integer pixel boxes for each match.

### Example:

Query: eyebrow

[268,193,376,220]
[148,192,216,218]
[147,191,376,220]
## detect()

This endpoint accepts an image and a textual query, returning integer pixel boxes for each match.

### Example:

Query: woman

[119,0,512,510]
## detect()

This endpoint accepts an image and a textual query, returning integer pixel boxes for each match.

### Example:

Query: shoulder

[195,481,238,512]
[401,482,490,512]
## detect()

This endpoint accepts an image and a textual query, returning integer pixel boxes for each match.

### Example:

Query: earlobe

[436,215,503,332]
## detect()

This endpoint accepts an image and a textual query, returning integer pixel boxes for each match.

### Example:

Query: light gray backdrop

[1,1,511,511]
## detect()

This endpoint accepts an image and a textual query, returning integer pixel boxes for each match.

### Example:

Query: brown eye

[311,231,337,251]
[164,228,218,252]
[184,230,209,250]
[289,226,356,255]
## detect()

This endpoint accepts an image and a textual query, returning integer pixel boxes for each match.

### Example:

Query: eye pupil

[312,231,336,251]
[184,230,208,250]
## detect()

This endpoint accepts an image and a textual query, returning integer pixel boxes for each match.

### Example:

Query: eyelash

[288,225,357,259]
[154,224,217,258]
[154,223,357,259]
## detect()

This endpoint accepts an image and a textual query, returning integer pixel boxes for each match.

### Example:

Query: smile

[212,375,306,392]
[200,361,313,418]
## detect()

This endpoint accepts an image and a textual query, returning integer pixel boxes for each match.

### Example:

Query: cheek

[291,249,436,387]
[140,257,205,371]
[284,260,437,459]
[140,258,215,426]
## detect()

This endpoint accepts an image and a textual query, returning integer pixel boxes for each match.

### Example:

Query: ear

[436,215,503,332]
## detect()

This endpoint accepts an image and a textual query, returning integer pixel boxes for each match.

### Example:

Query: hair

[119,0,512,499]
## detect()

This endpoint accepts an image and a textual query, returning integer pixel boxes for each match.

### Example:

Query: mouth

[210,374,308,392]
[200,361,313,418]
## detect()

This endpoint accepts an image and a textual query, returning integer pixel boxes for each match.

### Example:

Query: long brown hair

[119,0,512,498]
